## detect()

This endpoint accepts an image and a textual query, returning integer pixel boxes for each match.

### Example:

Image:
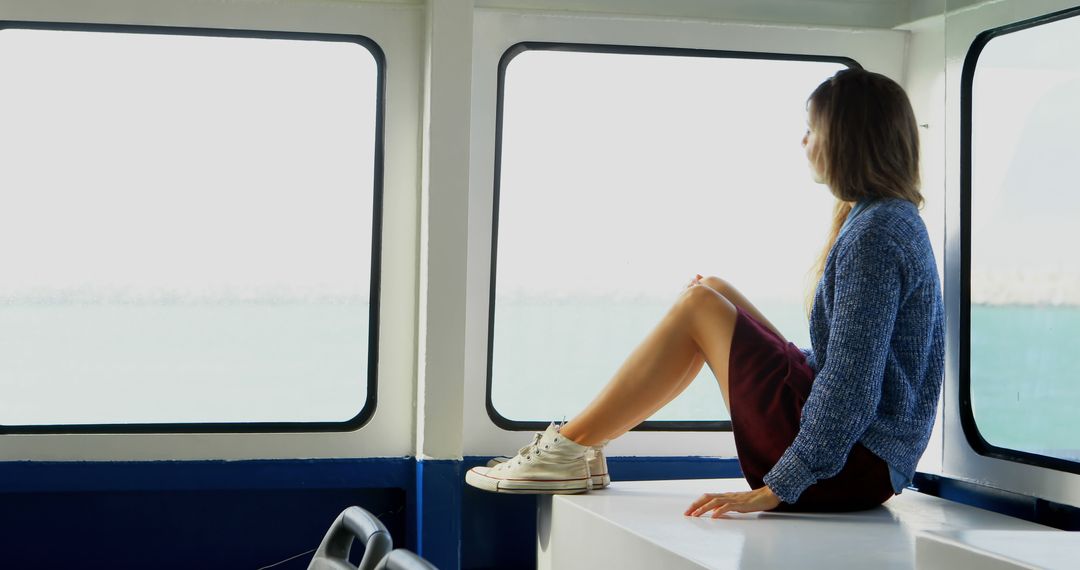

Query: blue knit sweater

[762,197,945,504]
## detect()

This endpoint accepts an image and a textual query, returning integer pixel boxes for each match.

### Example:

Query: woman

[465,67,945,515]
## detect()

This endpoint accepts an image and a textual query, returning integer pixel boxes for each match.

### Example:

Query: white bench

[537,478,1057,569]
[916,530,1077,570]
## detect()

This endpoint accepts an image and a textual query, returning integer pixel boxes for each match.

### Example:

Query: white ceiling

[473,0,987,29]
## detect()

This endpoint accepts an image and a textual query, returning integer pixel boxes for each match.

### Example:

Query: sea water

[1,300,1076,464]
[0,301,369,425]
[970,304,1080,461]
[491,298,1080,462]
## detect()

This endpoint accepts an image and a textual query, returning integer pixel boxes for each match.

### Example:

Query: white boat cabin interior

[0,0,1077,568]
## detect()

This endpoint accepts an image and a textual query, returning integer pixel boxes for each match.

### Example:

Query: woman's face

[802,114,825,184]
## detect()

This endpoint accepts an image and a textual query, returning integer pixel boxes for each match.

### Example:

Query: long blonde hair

[804,68,924,317]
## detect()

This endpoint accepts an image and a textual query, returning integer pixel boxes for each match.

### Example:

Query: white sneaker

[487,438,610,489]
[465,423,590,494]
[584,445,611,488]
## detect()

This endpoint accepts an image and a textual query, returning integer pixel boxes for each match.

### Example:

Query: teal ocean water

[491,298,809,423]
[2,300,1076,465]
[970,304,1080,462]
[0,302,369,425]
[492,299,1080,462]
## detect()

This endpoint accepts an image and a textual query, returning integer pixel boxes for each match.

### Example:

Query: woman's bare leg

[559,284,739,446]
[602,351,706,441]
[560,277,786,446]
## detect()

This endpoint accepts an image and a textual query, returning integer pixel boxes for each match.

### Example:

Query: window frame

[959,5,1080,474]
[0,20,386,435]
[485,41,858,432]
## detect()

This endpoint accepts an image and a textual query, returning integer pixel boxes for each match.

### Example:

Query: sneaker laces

[516,432,543,457]
[508,432,544,466]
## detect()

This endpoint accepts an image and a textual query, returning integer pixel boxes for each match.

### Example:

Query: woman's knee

[677,281,735,317]
[674,282,738,362]
[699,276,733,298]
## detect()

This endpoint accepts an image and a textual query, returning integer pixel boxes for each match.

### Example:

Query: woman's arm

[763,229,904,504]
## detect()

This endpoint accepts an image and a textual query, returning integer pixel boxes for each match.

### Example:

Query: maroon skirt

[729,306,894,512]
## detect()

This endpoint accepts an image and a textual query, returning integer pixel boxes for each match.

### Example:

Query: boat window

[0,24,384,432]
[488,44,849,430]
[963,7,1080,470]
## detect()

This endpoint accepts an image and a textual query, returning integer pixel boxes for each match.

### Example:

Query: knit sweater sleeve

[763,230,903,504]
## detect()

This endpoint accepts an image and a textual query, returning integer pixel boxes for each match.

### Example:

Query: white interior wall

[415,0,473,461]
[899,8,948,475]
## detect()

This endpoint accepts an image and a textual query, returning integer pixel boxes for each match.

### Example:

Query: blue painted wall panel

[416,460,463,570]
[4,488,406,569]
[0,459,413,570]
[0,456,745,569]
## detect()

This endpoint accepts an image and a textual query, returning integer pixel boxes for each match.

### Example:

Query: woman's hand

[684,486,782,517]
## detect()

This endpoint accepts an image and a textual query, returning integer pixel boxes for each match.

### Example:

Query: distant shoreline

[972,301,1080,309]
[971,272,1080,306]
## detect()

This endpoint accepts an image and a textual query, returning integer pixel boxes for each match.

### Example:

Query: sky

[494,39,1080,306]
[969,14,1080,305]
[0,25,1075,306]
[497,51,845,304]
[0,29,378,302]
